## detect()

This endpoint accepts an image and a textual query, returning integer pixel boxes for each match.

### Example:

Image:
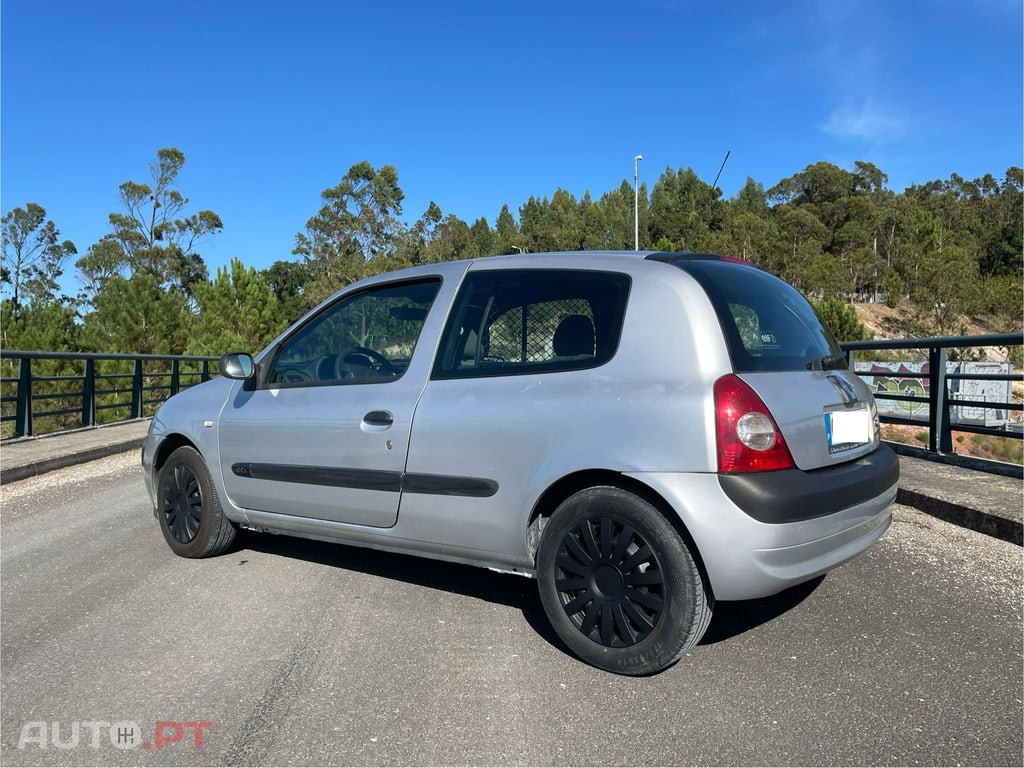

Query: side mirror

[218,352,255,380]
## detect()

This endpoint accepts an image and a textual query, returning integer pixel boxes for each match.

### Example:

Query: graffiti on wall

[958,362,1013,426]
[855,362,930,419]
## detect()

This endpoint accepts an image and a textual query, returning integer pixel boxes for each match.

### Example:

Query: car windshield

[676,260,845,373]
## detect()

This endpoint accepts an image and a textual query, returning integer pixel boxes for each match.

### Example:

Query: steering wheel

[335,346,396,379]
[274,367,312,383]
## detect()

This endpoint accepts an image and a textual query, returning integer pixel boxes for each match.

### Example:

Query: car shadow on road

[237,531,569,650]
[700,575,825,645]
[237,531,822,654]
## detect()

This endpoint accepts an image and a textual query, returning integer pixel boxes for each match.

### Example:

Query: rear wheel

[536,486,711,675]
[157,446,237,558]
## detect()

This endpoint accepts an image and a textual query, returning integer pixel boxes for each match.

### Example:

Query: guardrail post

[131,359,144,419]
[14,357,32,438]
[81,358,96,427]
[928,346,953,453]
[170,359,180,396]
[201,360,210,382]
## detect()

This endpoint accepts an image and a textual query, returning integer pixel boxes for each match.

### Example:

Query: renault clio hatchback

[143,251,898,675]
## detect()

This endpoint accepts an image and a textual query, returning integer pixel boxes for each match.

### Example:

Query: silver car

[143,251,898,675]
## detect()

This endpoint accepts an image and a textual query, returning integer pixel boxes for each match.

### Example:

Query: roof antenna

[712,150,731,189]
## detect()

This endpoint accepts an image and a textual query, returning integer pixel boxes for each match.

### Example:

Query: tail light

[714,374,795,473]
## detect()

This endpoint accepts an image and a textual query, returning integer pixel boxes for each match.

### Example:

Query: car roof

[344,250,755,297]
[462,250,748,271]
[469,249,732,263]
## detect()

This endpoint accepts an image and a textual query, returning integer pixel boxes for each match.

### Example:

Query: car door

[217,277,443,528]
[399,267,633,557]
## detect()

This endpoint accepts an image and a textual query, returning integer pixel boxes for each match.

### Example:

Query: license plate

[825,408,873,454]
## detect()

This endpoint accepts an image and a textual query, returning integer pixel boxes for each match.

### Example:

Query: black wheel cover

[161,463,203,544]
[554,515,665,648]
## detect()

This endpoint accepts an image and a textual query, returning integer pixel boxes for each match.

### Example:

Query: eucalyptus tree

[423,212,471,263]
[772,205,829,290]
[404,201,444,265]
[293,161,407,304]
[725,212,774,264]
[76,148,220,302]
[768,161,858,209]
[1,203,77,308]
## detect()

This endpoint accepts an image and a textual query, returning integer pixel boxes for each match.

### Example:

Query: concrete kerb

[897,486,1022,545]
[894,450,1023,546]
[0,420,151,484]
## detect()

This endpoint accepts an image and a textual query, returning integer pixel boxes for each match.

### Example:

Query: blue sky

[2,0,1021,291]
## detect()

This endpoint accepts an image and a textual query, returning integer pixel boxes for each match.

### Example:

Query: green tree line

[3,149,1022,360]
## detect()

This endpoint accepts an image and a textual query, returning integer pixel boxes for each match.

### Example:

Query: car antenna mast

[711,150,731,190]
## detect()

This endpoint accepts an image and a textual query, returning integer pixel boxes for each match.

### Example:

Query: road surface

[1,452,1020,766]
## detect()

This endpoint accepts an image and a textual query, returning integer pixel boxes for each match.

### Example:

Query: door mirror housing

[218,352,255,380]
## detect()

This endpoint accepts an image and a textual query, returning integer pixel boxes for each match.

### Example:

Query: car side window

[433,269,630,379]
[268,278,441,386]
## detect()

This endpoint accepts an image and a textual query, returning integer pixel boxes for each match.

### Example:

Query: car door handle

[362,410,394,427]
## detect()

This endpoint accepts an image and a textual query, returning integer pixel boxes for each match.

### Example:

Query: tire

[157,446,237,558]
[536,486,712,675]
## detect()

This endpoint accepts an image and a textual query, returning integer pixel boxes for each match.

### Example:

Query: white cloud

[801,0,912,144]
[821,101,906,142]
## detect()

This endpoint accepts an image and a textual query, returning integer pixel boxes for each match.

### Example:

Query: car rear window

[675,260,846,373]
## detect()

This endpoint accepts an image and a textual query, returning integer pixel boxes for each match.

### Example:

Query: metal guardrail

[841,332,1023,459]
[2,334,1022,464]
[0,351,219,439]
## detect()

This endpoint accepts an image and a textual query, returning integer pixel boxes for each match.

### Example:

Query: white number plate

[825,408,873,454]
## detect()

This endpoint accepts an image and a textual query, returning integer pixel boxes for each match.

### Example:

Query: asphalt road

[1,452,1021,767]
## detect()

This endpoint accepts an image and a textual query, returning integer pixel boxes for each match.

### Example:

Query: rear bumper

[628,460,898,601]
[718,444,899,523]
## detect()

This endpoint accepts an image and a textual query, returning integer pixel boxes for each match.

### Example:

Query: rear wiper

[808,352,848,371]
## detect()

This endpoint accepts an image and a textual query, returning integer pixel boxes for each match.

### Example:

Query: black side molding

[231,463,498,499]
[233,463,402,492]
[403,473,498,498]
[718,444,900,524]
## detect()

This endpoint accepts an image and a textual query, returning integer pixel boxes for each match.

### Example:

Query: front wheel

[536,486,712,675]
[157,446,237,558]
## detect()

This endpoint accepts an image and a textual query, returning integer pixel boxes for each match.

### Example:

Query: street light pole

[634,154,643,250]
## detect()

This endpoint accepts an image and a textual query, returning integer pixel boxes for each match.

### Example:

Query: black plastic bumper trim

[718,444,900,524]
